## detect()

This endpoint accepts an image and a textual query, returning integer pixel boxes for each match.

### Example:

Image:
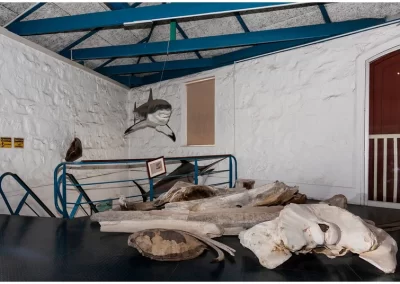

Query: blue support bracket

[318,4,332,23]
[7,3,292,35]
[4,2,45,28]
[235,12,250,33]
[104,3,132,10]
[69,18,385,60]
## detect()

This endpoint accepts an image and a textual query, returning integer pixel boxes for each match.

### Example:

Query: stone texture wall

[128,22,400,204]
[0,30,129,217]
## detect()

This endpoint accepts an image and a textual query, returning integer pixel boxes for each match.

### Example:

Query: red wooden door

[368,50,400,202]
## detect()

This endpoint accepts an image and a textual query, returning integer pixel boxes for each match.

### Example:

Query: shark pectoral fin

[124,120,150,136]
[155,124,176,142]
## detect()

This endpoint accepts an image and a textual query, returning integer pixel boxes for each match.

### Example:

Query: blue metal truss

[69,18,385,61]
[7,3,291,35]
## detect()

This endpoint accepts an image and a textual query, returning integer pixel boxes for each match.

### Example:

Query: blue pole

[149,178,154,201]
[229,156,233,188]
[62,164,68,218]
[194,159,198,184]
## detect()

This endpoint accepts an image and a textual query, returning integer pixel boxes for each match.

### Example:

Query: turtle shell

[128,229,207,261]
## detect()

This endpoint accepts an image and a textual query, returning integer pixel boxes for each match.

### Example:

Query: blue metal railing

[54,154,238,219]
[0,172,56,217]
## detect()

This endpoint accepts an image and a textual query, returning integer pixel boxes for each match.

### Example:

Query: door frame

[356,37,400,209]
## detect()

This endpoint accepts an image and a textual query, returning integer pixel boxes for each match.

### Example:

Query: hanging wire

[158,40,171,96]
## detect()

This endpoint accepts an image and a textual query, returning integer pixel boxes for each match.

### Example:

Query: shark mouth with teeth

[124,89,176,142]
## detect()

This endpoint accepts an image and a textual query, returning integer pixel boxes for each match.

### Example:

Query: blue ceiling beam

[4,2,45,27]
[69,18,385,60]
[104,3,132,10]
[176,23,202,59]
[234,12,250,33]
[7,3,292,35]
[318,4,332,23]
[98,58,213,75]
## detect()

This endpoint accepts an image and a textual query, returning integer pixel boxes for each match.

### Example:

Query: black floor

[1,204,400,281]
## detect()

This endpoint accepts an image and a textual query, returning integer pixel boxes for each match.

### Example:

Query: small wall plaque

[14,138,24,148]
[0,137,12,148]
[146,156,167,179]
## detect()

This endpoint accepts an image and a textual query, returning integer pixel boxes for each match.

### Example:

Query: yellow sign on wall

[0,137,12,148]
[14,138,24,148]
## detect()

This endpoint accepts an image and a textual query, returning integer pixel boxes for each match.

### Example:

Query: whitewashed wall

[128,22,400,204]
[0,28,130,217]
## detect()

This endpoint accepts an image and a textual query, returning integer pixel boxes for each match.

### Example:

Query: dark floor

[1,204,400,281]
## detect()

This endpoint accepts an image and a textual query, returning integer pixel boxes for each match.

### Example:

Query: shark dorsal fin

[148,88,153,102]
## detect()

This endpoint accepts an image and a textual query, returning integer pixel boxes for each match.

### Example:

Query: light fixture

[124,20,153,28]
[397,72,400,75]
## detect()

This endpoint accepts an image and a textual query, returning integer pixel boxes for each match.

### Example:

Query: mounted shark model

[124,89,176,142]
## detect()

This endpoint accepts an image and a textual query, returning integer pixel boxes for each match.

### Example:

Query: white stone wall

[0,29,129,217]
[128,22,400,204]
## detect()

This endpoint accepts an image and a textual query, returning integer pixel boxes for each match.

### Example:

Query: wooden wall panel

[186,78,215,145]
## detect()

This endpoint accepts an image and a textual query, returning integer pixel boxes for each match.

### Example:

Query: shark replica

[124,89,176,142]
[133,158,227,201]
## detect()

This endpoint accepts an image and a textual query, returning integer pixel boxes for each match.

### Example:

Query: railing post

[62,164,68,218]
[229,156,233,188]
[194,159,198,185]
[149,178,154,201]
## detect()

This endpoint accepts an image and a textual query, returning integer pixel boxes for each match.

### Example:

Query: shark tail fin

[148,88,153,102]
[132,180,148,202]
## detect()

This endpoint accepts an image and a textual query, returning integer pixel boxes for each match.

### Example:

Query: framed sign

[14,138,24,148]
[0,137,12,148]
[146,156,167,179]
